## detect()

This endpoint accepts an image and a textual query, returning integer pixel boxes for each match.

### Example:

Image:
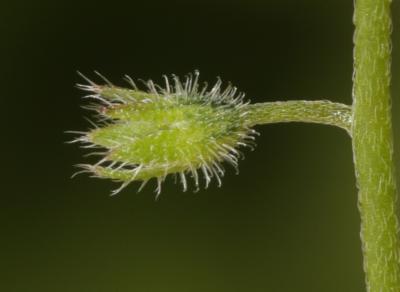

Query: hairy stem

[353,0,400,291]
[243,100,352,133]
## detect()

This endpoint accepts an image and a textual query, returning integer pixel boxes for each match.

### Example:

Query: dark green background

[2,0,400,291]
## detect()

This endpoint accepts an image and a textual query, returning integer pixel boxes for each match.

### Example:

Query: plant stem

[243,100,352,133]
[353,0,400,291]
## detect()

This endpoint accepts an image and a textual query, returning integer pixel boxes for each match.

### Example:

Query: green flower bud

[71,71,257,196]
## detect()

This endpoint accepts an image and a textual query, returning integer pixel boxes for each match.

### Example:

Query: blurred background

[1,0,399,291]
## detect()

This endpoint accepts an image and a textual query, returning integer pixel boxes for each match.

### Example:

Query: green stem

[353,0,400,291]
[243,100,352,134]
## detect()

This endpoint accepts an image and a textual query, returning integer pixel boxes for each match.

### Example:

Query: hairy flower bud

[70,71,257,196]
